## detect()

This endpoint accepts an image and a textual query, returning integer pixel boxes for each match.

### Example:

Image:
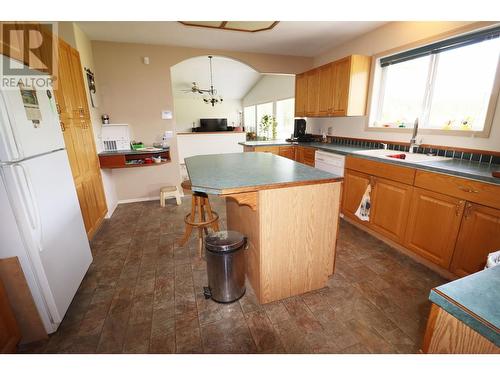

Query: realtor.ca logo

[1,22,58,89]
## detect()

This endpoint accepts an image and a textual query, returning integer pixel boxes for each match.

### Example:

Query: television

[196,118,228,132]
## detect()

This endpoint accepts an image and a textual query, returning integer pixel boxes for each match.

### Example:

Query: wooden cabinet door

[278,146,295,160]
[330,57,351,116]
[370,177,413,244]
[54,40,76,118]
[450,203,500,277]
[0,279,20,353]
[404,188,465,268]
[68,48,90,119]
[306,69,320,116]
[294,73,307,117]
[342,169,371,222]
[60,119,81,180]
[318,63,333,116]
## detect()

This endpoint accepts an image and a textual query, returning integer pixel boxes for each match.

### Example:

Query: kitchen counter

[184,152,342,195]
[239,140,500,185]
[184,152,342,304]
[429,266,500,347]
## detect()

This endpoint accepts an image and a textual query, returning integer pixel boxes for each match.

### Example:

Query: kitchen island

[184,152,343,304]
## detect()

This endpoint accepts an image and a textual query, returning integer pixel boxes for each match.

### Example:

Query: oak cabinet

[404,188,465,269]
[0,278,20,353]
[295,146,315,166]
[54,39,107,239]
[294,73,308,117]
[370,177,413,244]
[342,169,371,221]
[318,63,333,116]
[305,69,320,116]
[252,146,279,154]
[294,54,371,118]
[278,146,296,160]
[450,203,500,277]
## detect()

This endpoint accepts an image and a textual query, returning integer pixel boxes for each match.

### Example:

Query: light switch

[161,110,173,120]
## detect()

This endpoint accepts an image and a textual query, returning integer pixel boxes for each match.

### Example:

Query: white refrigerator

[0,55,93,334]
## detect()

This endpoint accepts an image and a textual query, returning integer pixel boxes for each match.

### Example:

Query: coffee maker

[287,119,314,142]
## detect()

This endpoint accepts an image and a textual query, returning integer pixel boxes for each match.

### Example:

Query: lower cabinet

[295,146,315,166]
[342,169,370,221]
[370,177,413,244]
[278,146,295,160]
[404,188,465,269]
[450,203,500,277]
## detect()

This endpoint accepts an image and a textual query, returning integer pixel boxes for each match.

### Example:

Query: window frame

[365,22,500,138]
[244,96,295,139]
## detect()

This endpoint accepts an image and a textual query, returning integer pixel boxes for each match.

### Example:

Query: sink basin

[353,149,452,163]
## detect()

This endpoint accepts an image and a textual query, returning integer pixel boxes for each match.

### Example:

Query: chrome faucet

[409,118,420,153]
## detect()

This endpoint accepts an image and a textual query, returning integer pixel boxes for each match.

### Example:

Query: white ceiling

[76,21,387,57]
[171,56,261,99]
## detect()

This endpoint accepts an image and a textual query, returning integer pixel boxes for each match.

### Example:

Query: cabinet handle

[60,121,65,132]
[56,103,61,114]
[458,185,479,193]
[464,202,473,218]
[456,200,465,216]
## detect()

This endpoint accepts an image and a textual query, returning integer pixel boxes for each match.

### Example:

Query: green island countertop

[184,152,342,195]
[429,266,500,346]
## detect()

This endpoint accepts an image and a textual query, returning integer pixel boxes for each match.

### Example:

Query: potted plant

[258,115,277,140]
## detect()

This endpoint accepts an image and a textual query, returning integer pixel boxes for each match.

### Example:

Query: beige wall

[92,41,313,201]
[309,21,500,152]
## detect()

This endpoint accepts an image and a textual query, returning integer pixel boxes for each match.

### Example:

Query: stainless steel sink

[353,149,452,163]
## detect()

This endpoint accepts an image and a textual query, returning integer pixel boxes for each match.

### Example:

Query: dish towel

[485,250,500,269]
[355,185,371,222]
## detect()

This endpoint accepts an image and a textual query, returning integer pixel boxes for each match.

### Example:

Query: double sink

[353,149,451,164]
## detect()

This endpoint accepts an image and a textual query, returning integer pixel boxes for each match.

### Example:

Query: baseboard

[105,201,118,219]
[117,197,159,204]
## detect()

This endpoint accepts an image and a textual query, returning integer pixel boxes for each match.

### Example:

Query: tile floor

[20,196,446,354]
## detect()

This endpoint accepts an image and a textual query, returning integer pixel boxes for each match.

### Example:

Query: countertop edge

[191,177,343,195]
[429,289,500,346]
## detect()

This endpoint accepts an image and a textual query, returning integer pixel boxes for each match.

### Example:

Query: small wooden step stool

[160,186,182,207]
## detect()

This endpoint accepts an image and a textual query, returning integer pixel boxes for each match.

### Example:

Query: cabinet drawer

[414,170,500,210]
[345,156,415,185]
[254,146,279,154]
[278,146,295,160]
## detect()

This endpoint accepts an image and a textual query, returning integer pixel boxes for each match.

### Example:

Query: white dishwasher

[314,150,345,176]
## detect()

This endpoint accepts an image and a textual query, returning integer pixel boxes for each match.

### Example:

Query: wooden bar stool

[178,180,219,257]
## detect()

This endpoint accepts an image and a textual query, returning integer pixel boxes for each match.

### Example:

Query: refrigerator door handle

[13,163,43,251]
[0,93,22,160]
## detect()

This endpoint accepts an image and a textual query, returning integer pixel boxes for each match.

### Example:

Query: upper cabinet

[295,54,372,118]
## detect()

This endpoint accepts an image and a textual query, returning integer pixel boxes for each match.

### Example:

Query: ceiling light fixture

[179,21,279,33]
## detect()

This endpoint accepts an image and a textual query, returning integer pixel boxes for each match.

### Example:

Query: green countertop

[184,152,342,195]
[429,266,500,346]
[239,140,500,185]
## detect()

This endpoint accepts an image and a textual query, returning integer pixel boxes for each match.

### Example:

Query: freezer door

[1,150,92,325]
[0,57,64,162]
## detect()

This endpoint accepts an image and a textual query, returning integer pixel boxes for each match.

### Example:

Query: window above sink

[367,24,500,137]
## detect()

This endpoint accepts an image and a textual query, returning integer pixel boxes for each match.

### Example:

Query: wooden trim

[431,289,500,335]
[365,21,500,137]
[224,192,258,211]
[178,21,279,33]
[423,303,500,353]
[193,176,343,196]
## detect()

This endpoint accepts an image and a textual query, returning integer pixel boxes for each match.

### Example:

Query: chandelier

[202,56,223,107]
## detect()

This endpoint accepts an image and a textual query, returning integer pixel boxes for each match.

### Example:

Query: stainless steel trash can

[203,230,246,303]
